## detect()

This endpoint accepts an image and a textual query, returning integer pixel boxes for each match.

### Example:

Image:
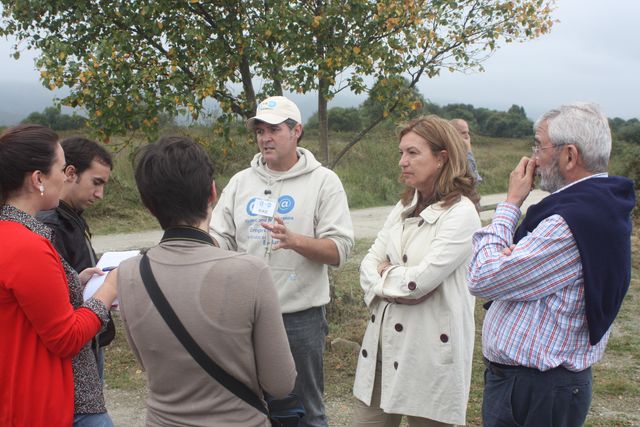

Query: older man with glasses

[468,103,636,427]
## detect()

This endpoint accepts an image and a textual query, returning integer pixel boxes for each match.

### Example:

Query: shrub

[617,122,640,144]
[22,106,87,130]
[306,107,363,133]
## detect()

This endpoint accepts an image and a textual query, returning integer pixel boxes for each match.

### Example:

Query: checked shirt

[468,202,607,372]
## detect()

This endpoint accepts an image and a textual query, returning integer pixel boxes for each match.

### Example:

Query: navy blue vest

[514,176,635,345]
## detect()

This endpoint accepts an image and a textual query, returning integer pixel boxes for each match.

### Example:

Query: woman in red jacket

[0,125,118,427]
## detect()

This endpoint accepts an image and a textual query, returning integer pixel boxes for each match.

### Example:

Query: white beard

[537,155,566,193]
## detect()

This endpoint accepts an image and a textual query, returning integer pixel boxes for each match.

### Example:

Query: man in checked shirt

[468,103,636,427]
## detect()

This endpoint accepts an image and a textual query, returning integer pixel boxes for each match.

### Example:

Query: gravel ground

[104,383,356,426]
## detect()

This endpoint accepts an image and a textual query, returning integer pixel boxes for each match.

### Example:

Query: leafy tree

[360,76,426,128]
[440,103,476,120]
[482,112,511,137]
[307,107,362,133]
[472,107,494,131]
[507,104,527,119]
[22,106,87,130]
[617,121,640,144]
[421,101,443,117]
[1,0,555,167]
[481,109,532,138]
[609,117,627,134]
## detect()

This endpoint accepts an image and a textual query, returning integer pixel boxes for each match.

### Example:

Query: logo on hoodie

[277,195,295,214]
[246,195,295,216]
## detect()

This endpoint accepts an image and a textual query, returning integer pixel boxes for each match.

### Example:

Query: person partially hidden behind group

[37,136,116,426]
[352,115,481,426]
[115,136,296,426]
[0,124,118,426]
[450,118,482,185]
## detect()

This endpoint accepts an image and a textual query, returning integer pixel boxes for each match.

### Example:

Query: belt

[483,357,535,377]
[483,357,582,378]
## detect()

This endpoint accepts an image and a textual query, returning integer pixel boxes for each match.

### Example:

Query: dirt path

[93,190,548,253]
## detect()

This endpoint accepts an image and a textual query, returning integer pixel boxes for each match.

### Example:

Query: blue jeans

[73,412,114,427]
[283,306,328,427]
[482,359,592,427]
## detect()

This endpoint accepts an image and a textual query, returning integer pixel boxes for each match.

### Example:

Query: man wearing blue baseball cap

[210,96,354,427]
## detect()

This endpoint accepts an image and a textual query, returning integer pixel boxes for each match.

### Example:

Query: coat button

[395,323,403,332]
[440,334,449,343]
[371,314,375,323]
[418,219,425,227]
[402,254,408,263]
[408,281,417,291]
[394,361,399,370]
[362,349,368,357]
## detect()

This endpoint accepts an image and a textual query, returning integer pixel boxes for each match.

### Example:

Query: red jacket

[0,220,101,426]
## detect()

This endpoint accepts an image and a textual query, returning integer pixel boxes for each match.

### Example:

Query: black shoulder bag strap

[139,253,268,416]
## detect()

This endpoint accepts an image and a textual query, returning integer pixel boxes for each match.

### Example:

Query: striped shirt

[468,202,608,372]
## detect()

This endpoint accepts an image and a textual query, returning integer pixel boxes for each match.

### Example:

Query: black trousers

[482,358,592,427]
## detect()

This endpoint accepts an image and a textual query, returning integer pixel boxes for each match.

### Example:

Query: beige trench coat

[353,194,481,425]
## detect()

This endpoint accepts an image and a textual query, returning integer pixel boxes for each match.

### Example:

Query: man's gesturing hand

[261,216,300,251]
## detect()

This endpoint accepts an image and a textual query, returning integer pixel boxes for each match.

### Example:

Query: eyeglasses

[531,143,565,156]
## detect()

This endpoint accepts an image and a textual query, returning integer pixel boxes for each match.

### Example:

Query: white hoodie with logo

[210,147,354,314]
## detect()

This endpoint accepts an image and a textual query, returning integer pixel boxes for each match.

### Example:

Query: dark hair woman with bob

[115,136,295,426]
[0,125,118,426]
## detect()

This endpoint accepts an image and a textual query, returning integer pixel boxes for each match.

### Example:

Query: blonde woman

[352,115,481,426]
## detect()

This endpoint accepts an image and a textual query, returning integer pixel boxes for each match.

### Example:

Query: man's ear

[64,164,77,182]
[565,144,580,170]
[294,123,303,138]
[208,181,218,205]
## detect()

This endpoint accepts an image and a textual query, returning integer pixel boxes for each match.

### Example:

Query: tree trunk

[273,77,283,96]
[329,114,388,169]
[317,78,329,165]
[239,54,256,115]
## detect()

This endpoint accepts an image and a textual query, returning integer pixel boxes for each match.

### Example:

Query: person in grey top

[451,118,483,184]
[117,136,296,426]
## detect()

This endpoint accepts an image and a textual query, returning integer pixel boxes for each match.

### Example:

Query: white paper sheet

[83,250,140,305]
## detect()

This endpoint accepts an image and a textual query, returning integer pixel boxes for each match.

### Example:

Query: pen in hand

[102,266,117,272]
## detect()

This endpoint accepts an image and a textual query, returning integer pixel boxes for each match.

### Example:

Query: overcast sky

[1,0,638,121]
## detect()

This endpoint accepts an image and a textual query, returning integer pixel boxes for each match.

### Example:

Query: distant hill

[0,81,69,126]
[0,80,367,127]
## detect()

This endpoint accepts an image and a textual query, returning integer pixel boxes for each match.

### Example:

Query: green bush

[22,106,87,131]
[617,122,640,144]
[306,107,363,132]
[610,140,640,188]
